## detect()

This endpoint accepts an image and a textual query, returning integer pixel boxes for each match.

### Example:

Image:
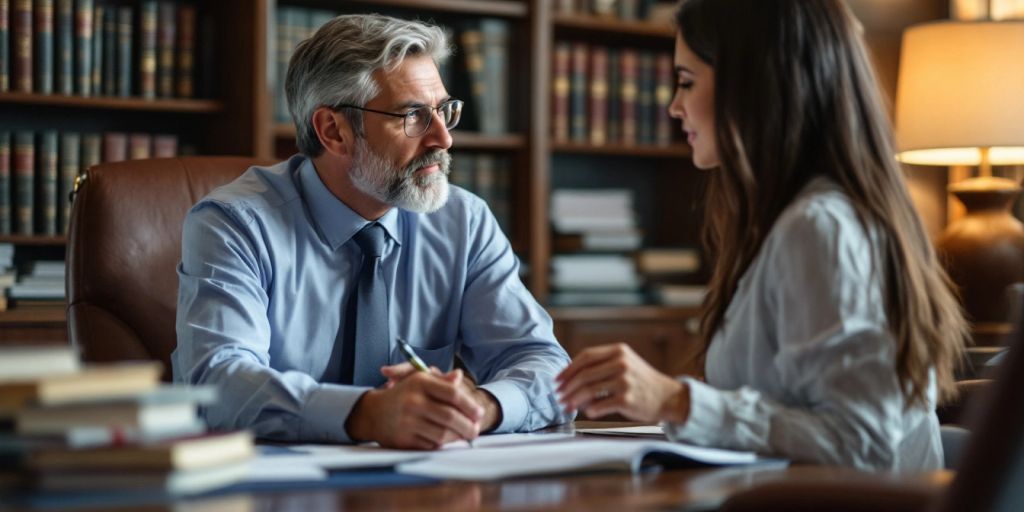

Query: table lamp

[895,19,1024,344]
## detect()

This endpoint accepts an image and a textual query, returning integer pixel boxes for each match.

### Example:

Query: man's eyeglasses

[331,99,464,138]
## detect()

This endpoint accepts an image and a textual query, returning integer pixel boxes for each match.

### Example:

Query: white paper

[575,425,666,438]
[397,438,761,481]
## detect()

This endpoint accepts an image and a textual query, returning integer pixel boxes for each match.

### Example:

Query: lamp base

[937,176,1024,345]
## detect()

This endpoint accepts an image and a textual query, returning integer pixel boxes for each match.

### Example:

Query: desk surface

[24,423,953,512]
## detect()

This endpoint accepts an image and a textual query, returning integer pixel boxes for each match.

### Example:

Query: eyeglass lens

[405,101,462,136]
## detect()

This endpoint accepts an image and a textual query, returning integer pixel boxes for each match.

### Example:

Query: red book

[619,49,638,146]
[655,52,674,146]
[11,0,31,93]
[102,132,127,162]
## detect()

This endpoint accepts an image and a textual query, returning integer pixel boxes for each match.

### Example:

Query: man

[172,14,572,449]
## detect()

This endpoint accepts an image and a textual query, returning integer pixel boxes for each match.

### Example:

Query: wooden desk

[171,422,950,512]
[16,424,951,511]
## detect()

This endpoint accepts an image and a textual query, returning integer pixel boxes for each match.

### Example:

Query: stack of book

[0,345,254,496]
[550,188,644,306]
[7,259,65,306]
[635,248,706,306]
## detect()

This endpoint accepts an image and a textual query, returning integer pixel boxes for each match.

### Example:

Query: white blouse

[664,177,943,471]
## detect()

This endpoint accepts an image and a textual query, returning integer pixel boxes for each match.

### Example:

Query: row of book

[555,0,671,21]
[0,345,254,496]
[0,243,12,311]
[272,7,512,135]
[553,43,677,146]
[449,152,512,235]
[0,0,198,99]
[0,130,181,235]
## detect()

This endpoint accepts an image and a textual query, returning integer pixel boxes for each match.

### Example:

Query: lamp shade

[895,21,1024,165]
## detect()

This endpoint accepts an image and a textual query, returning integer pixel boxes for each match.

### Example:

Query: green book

[102,5,114,95]
[80,132,101,172]
[13,131,34,235]
[34,0,53,94]
[90,3,101,94]
[37,130,58,235]
[116,6,131,97]
[58,132,78,233]
[138,0,157,99]
[55,0,71,94]
[156,0,175,98]
[1,0,10,92]
[74,0,91,96]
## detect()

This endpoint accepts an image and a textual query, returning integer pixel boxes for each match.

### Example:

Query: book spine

[73,0,91,96]
[102,5,113,95]
[460,22,486,133]
[152,133,176,158]
[175,2,193,98]
[89,2,99,94]
[55,0,70,94]
[156,0,174,98]
[138,0,156,98]
[606,48,620,144]
[0,131,10,235]
[589,45,608,146]
[37,130,57,235]
[0,0,8,92]
[128,132,151,160]
[480,18,509,135]
[13,131,34,235]
[80,132,100,170]
[116,6,130,97]
[33,0,52,94]
[12,0,31,93]
[620,49,638,145]
[551,42,570,143]
[102,131,126,162]
[569,42,588,142]
[654,52,673,146]
[58,132,78,233]
[637,51,654,145]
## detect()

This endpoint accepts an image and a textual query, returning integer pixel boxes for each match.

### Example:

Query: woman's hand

[555,343,690,424]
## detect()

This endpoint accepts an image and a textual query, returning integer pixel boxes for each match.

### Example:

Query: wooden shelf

[0,92,224,113]
[553,14,675,39]
[341,0,527,17]
[552,142,691,158]
[0,235,67,246]
[0,305,67,325]
[273,123,526,150]
[549,304,699,322]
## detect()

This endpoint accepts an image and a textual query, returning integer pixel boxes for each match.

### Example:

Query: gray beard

[349,138,451,214]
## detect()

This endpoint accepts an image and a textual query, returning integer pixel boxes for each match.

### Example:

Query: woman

[556,0,967,471]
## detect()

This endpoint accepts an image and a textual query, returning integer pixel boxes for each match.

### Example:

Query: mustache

[402,150,451,178]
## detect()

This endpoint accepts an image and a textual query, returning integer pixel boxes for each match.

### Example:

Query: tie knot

[353,223,386,258]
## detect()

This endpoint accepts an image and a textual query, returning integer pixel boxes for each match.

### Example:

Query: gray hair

[285,14,451,157]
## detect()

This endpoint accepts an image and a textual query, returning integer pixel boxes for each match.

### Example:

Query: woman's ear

[311,106,355,157]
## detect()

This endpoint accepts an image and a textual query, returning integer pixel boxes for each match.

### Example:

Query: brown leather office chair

[718,296,1024,512]
[66,156,274,381]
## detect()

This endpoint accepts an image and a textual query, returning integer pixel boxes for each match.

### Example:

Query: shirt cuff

[299,383,372,443]
[479,379,529,433]
[663,376,726,446]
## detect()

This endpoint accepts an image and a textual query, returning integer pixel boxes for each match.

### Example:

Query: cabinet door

[554,318,702,377]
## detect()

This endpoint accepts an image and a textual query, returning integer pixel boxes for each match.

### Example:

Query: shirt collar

[296,157,402,251]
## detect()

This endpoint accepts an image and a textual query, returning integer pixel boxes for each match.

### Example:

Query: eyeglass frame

[330,99,464,138]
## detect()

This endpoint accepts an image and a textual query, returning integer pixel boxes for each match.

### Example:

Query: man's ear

[311,106,355,157]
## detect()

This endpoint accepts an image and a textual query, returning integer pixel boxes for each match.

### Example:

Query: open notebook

[395,438,787,481]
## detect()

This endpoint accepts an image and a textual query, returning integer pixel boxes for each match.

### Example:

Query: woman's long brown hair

[676,0,967,406]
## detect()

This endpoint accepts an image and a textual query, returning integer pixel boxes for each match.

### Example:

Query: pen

[397,338,475,448]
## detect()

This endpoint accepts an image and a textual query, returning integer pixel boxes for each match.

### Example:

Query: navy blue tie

[340,223,390,386]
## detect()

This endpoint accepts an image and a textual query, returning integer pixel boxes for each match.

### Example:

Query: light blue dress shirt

[173,155,573,443]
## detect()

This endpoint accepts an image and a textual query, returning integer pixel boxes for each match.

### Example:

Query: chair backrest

[936,289,1024,512]
[66,156,274,380]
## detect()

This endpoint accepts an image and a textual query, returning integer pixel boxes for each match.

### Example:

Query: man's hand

[345,369,485,449]
[382,363,502,433]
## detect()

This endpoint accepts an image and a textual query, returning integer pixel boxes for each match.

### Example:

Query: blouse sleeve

[663,201,916,470]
